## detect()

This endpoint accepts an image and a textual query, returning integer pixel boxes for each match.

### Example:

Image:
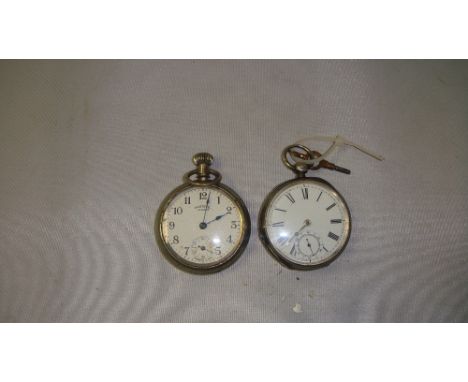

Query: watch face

[259,178,351,268]
[157,184,250,272]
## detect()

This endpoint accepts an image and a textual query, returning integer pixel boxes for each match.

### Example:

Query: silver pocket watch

[155,153,251,274]
[258,144,353,270]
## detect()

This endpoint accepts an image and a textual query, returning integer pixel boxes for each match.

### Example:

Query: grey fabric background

[0,60,467,322]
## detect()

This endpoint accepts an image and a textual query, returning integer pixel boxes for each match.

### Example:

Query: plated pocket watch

[155,153,251,274]
[259,144,352,270]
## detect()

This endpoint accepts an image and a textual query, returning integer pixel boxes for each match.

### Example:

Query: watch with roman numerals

[258,144,352,270]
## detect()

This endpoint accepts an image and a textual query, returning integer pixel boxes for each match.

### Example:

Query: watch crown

[295,163,309,174]
[192,152,214,166]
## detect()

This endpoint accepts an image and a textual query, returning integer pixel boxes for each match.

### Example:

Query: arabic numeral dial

[161,187,245,266]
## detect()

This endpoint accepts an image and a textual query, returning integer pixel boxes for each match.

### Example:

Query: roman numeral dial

[261,180,351,268]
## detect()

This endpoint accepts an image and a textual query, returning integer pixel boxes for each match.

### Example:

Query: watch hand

[202,192,211,223]
[306,238,314,255]
[198,245,213,254]
[287,219,311,243]
[205,212,229,225]
[199,192,211,229]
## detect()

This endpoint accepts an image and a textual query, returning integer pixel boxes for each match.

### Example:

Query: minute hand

[287,219,311,243]
[201,192,211,224]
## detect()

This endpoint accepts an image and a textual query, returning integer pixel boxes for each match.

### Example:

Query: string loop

[295,134,384,166]
[281,135,384,176]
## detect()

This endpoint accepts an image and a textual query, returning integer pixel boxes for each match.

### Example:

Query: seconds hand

[306,238,314,255]
[199,192,211,230]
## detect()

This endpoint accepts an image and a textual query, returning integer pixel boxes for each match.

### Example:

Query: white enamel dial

[261,179,351,267]
[161,186,245,266]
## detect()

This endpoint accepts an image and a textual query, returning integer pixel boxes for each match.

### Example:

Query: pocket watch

[155,153,251,274]
[258,144,353,270]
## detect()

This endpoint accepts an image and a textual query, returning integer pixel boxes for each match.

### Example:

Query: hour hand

[205,212,229,225]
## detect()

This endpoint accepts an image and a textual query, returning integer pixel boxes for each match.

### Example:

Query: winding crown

[192,152,214,166]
